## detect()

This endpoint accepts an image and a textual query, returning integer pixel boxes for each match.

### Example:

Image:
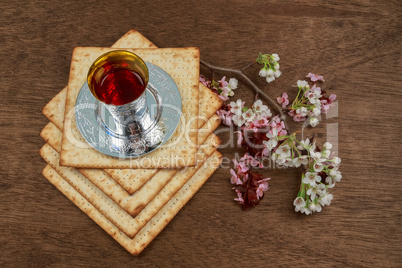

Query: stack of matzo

[39,29,223,255]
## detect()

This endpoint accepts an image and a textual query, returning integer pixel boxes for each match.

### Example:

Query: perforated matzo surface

[41,120,221,217]
[42,149,222,255]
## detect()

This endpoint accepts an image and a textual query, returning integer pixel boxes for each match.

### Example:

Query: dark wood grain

[1,0,401,266]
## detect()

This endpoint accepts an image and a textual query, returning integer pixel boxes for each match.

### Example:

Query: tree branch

[200,59,289,132]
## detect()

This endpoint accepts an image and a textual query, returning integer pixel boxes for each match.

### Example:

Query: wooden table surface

[1,1,401,267]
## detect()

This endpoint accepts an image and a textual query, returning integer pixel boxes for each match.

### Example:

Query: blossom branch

[200,56,341,214]
[200,60,286,120]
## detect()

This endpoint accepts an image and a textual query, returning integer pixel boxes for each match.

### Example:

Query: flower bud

[229,78,238,89]
[324,142,333,150]
[259,69,268,77]
[310,117,319,127]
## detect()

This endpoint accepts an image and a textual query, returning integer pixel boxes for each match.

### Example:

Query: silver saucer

[75,62,182,158]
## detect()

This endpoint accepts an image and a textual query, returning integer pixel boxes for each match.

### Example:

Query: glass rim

[86,49,149,106]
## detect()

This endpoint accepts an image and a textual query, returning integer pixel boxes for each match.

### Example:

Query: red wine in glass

[88,50,149,106]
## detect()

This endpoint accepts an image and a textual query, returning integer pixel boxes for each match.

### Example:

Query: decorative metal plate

[75,62,182,158]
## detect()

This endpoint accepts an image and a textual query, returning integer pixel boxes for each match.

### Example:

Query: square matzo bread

[40,117,221,218]
[42,149,222,255]
[60,47,200,169]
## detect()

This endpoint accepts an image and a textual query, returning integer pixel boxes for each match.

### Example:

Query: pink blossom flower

[269,116,283,130]
[244,121,259,133]
[233,159,249,173]
[293,113,306,122]
[288,110,295,117]
[230,169,242,185]
[218,94,229,101]
[268,117,286,137]
[219,76,229,88]
[216,110,233,126]
[199,75,211,87]
[235,131,243,145]
[240,153,262,168]
[279,121,286,131]
[244,117,269,133]
[305,85,322,102]
[278,129,287,137]
[277,93,289,109]
[307,73,325,82]
[329,94,337,103]
[256,178,270,198]
[321,94,337,114]
[261,147,270,157]
[218,87,229,101]
[321,102,331,114]
[288,109,306,122]
[311,84,322,95]
[253,118,269,128]
[234,190,244,204]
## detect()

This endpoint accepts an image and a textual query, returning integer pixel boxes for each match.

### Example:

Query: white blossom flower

[266,76,275,83]
[271,53,280,62]
[260,109,272,118]
[283,157,295,167]
[312,107,321,116]
[316,184,326,196]
[308,202,322,213]
[230,99,243,116]
[263,139,278,151]
[229,78,238,89]
[330,169,342,180]
[326,169,342,188]
[274,70,282,78]
[310,149,322,160]
[307,184,326,201]
[296,107,308,117]
[308,96,320,105]
[297,138,310,150]
[297,80,309,89]
[333,156,341,165]
[259,69,268,77]
[293,157,302,167]
[303,172,321,187]
[324,142,333,150]
[266,128,278,140]
[319,193,333,206]
[253,100,269,114]
[299,155,309,165]
[306,89,322,104]
[232,114,245,127]
[274,63,280,70]
[321,149,331,158]
[276,144,291,159]
[293,197,306,212]
[266,69,275,83]
[312,86,322,96]
[310,117,319,127]
[301,207,311,215]
[313,162,324,172]
[275,156,286,166]
[242,109,256,122]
